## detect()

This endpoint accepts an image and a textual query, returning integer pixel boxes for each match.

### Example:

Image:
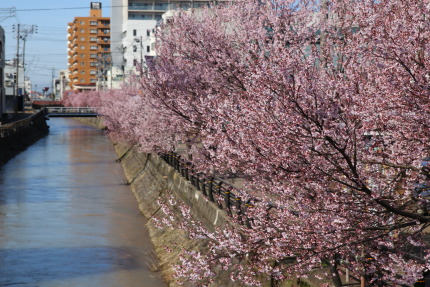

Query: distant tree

[100,0,430,286]
[62,90,101,107]
[98,76,183,152]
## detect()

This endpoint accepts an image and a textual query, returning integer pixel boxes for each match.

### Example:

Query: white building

[4,59,24,112]
[24,77,31,98]
[110,0,215,87]
[58,70,70,100]
[4,60,24,97]
[52,70,71,101]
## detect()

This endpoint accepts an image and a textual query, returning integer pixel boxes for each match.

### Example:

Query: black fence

[160,152,297,266]
[160,152,257,227]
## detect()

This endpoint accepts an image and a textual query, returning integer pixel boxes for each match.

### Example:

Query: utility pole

[20,25,37,78]
[51,68,55,100]
[140,35,143,71]
[14,23,20,97]
[0,7,15,22]
[134,36,143,74]
[12,24,37,98]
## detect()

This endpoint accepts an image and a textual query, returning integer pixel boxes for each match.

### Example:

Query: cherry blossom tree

[98,75,185,152]
[97,0,430,285]
[62,90,101,107]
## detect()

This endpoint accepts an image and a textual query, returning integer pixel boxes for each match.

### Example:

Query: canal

[0,118,167,287]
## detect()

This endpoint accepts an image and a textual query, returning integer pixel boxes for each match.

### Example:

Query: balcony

[98,36,110,43]
[100,20,109,27]
[129,4,153,11]
[128,2,207,12]
[128,13,157,20]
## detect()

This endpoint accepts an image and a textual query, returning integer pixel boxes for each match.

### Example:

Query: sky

[0,0,111,93]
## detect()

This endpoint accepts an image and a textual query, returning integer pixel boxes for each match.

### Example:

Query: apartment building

[67,2,111,91]
[110,0,214,79]
[55,70,70,100]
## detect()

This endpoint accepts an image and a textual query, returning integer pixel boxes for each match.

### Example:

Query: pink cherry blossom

[73,0,430,285]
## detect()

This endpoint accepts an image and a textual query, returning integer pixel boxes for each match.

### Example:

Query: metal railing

[160,152,257,226]
[161,152,423,285]
[46,107,98,114]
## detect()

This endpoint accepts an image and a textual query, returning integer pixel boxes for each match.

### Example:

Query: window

[80,62,85,66]
[90,37,97,42]
[154,3,169,10]
[91,2,101,9]
[80,54,85,58]
[180,2,191,9]
[193,2,208,8]
[129,2,152,9]
[90,54,97,58]
[80,37,85,41]
[147,46,150,53]
[90,46,98,50]
[90,70,97,75]
[147,30,150,37]
[90,29,97,33]
[90,79,97,83]
[81,79,85,83]
[81,70,85,74]
[129,13,153,20]
[90,62,98,67]
[80,29,85,33]
[133,45,137,52]
[133,29,137,36]
[80,21,85,25]
[90,21,98,25]
[80,45,85,49]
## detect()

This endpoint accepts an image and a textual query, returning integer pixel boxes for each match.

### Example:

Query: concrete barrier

[0,111,49,166]
[112,142,249,286]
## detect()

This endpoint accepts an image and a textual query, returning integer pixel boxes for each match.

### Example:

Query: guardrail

[46,107,98,114]
[160,151,298,267]
[0,110,46,139]
[160,152,257,227]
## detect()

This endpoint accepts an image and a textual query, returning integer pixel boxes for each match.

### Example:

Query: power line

[0,5,126,12]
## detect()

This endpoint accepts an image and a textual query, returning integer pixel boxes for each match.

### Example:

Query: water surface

[0,118,166,287]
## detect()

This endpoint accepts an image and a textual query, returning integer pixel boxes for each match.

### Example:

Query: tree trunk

[330,258,343,287]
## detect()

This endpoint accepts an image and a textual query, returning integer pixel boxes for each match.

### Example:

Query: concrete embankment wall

[115,144,237,286]
[0,111,49,166]
[77,117,306,287]
[76,118,237,286]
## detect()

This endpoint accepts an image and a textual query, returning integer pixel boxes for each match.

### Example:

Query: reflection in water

[0,118,166,287]
[0,246,138,285]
